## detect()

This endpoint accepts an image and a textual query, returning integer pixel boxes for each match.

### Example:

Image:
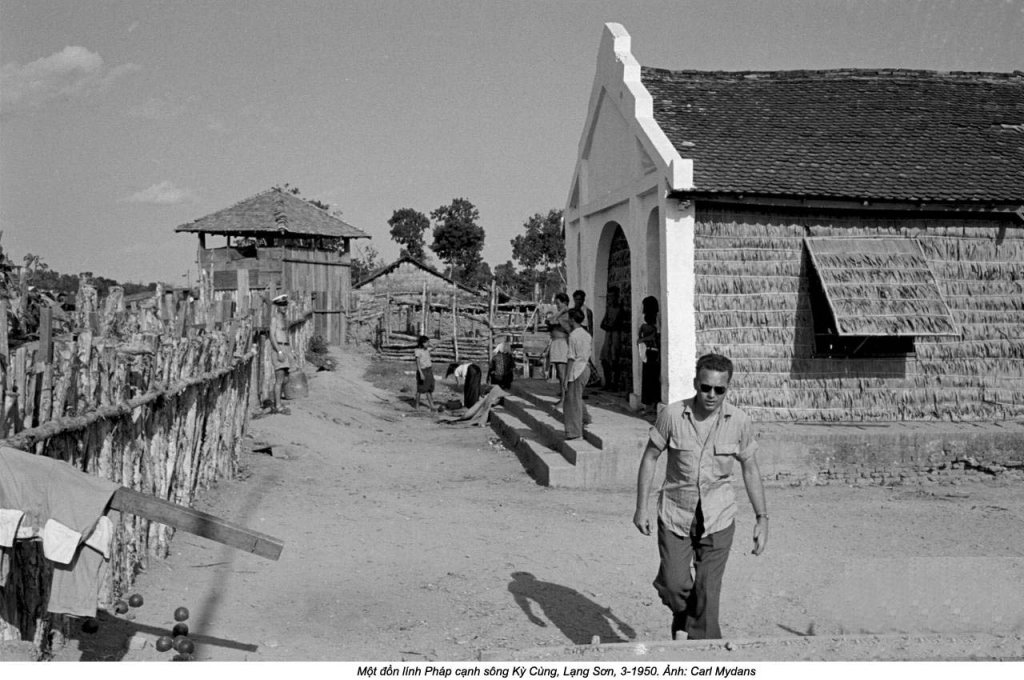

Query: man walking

[633,353,768,640]
[563,308,592,441]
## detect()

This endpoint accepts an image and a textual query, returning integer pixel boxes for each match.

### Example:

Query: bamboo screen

[804,237,958,336]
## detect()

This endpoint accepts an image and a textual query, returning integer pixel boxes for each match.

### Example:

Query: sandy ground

[5,347,1024,662]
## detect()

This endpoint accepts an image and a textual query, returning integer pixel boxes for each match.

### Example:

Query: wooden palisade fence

[0,281,313,650]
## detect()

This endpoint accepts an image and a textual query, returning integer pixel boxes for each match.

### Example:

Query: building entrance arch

[594,222,632,391]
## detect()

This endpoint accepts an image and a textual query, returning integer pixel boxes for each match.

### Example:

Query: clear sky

[2,0,1022,285]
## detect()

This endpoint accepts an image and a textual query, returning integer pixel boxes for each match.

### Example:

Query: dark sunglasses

[699,384,728,395]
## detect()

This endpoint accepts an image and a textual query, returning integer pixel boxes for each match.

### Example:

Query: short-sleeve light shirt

[566,327,593,382]
[647,398,759,537]
[270,310,289,345]
[414,348,432,369]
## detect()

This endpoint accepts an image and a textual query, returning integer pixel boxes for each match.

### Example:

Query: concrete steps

[488,405,577,487]
[490,383,653,489]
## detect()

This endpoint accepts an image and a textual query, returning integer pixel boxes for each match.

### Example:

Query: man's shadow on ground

[508,572,636,645]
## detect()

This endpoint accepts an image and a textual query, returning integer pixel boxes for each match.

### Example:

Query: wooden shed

[350,255,490,360]
[566,24,1024,421]
[175,188,370,345]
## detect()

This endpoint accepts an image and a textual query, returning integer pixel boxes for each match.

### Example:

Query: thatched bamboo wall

[694,207,1024,421]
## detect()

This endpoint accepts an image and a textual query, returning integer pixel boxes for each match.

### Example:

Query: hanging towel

[0,446,120,616]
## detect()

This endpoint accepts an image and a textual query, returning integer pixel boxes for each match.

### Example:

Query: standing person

[489,335,515,390]
[563,308,592,441]
[571,290,595,334]
[638,306,660,416]
[269,294,292,415]
[633,353,768,641]
[599,286,626,391]
[413,335,436,412]
[548,293,571,405]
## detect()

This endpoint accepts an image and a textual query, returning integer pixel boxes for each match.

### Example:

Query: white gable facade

[565,23,696,407]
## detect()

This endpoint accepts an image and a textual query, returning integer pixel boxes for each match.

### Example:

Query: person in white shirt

[563,308,593,440]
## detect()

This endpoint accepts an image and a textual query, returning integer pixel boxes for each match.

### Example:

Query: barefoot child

[414,335,436,411]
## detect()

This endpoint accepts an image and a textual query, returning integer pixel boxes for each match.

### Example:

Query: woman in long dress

[638,309,660,416]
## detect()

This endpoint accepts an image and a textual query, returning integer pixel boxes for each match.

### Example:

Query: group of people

[543,287,662,424]
[274,287,765,644]
[412,333,516,412]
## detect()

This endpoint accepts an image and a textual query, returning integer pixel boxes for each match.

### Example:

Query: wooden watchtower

[175,188,370,345]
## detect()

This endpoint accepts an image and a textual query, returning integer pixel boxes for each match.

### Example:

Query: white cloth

[567,327,593,382]
[0,508,25,547]
[0,447,120,616]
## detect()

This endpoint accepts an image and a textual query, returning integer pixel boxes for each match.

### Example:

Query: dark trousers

[563,366,590,439]
[653,507,735,640]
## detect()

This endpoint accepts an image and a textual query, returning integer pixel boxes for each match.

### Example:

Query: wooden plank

[111,488,284,561]
[39,307,53,363]
[0,301,6,438]
[0,299,8,361]
[237,267,250,310]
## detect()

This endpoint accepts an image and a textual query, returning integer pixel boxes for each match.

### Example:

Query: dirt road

[26,348,1024,661]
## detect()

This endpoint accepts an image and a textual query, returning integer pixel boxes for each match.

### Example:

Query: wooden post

[0,300,6,437]
[533,282,541,333]
[38,307,54,426]
[23,348,38,430]
[420,280,428,336]
[488,279,496,360]
[0,299,8,363]
[451,288,459,362]
[237,268,250,317]
[13,346,27,432]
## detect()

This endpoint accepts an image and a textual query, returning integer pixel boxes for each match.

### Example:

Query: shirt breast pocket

[668,444,698,478]
[713,442,739,477]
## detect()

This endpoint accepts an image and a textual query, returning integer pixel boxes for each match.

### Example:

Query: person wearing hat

[269,294,292,415]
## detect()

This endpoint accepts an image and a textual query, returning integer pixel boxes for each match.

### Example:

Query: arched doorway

[646,208,660,302]
[605,225,632,391]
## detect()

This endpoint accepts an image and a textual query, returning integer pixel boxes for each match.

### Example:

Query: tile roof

[641,68,1024,204]
[175,188,370,238]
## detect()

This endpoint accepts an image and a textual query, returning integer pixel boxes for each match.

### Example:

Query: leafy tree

[430,198,485,284]
[464,261,493,291]
[351,243,382,284]
[493,260,532,299]
[493,260,520,296]
[511,208,565,298]
[387,208,430,260]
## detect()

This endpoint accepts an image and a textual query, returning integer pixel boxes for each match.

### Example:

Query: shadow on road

[508,571,636,645]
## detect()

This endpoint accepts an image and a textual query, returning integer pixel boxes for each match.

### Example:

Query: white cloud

[0,46,140,114]
[128,96,186,120]
[120,181,197,205]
